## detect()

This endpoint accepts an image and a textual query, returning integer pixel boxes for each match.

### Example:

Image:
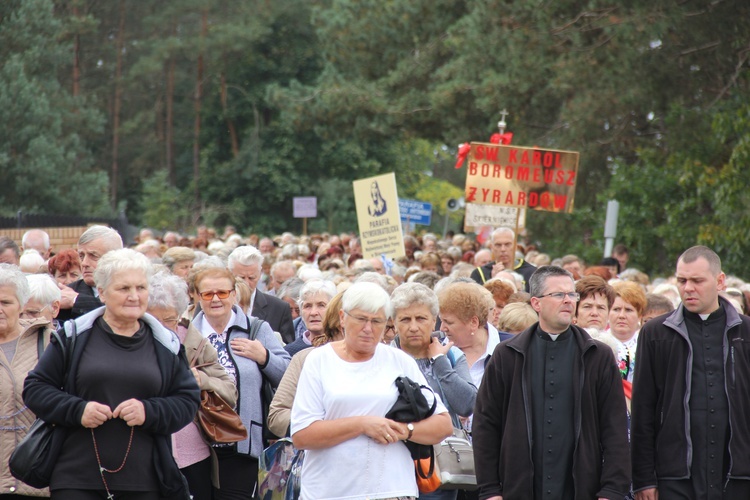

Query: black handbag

[10,328,74,488]
[385,376,437,461]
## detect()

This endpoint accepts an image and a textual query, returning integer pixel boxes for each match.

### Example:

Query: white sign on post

[464,203,518,231]
[293,197,317,219]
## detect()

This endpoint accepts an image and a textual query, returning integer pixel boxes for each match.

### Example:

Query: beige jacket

[267,347,314,437]
[183,323,237,405]
[180,323,237,488]
[0,318,53,497]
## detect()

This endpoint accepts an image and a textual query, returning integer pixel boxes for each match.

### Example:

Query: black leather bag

[9,418,66,488]
[385,376,437,460]
[9,328,74,488]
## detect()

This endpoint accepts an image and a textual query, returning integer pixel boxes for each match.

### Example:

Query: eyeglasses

[344,311,387,329]
[21,305,49,319]
[198,289,234,301]
[536,292,580,302]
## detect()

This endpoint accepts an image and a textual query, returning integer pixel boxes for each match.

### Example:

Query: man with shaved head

[22,229,52,259]
[632,246,750,499]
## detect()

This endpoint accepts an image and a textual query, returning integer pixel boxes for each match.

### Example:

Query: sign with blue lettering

[398,199,432,226]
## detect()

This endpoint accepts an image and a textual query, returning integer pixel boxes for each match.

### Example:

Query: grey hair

[446,246,463,260]
[354,271,394,294]
[227,245,263,270]
[26,273,61,305]
[408,271,441,290]
[78,225,123,249]
[0,264,30,306]
[529,265,574,297]
[270,260,296,276]
[0,237,20,260]
[298,279,338,306]
[491,227,515,240]
[342,281,392,318]
[94,248,153,291]
[148,271,189,315]
[390,282,439,318]
[162,246,196,269]
[280,243,299,260]
[20,250,45,273]
[22,229,50,251]
[351,259,376,272]
[297,264,322,282]
[277,277,304,301]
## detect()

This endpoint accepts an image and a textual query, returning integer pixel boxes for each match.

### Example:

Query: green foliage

[140,170,191,231]
[1,0,748,273]
[603,101,750,277]
[308,178,358,234]
[0,0,109,216]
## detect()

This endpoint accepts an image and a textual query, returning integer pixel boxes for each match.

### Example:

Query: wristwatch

[406,423,414,440]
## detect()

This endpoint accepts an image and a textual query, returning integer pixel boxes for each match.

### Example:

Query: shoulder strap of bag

[246,316,264,341]
[51,322,76,389]
[191,337,209,369]
[36,327,45,360]
[432,353,462,429]
[477,266,487,284]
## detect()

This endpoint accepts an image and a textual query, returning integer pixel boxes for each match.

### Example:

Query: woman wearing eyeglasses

[190,267,290,500]
[291,282,452,499]
[147,271,236,500]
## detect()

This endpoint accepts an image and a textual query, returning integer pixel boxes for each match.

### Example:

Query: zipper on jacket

[519,351,534,470]
[724,343,736,485]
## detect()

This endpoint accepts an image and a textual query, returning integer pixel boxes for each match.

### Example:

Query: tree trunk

[111,0,126,210]
[166,28,176,185]
[220,72,239,158]
[72,1,80,97]
[193,10,208,211]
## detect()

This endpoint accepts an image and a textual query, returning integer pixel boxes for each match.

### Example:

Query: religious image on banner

[367,181,388,217]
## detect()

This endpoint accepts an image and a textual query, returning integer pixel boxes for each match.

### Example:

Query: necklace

[91,427,135,499]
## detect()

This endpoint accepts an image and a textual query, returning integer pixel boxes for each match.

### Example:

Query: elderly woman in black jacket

[23,248,200,500]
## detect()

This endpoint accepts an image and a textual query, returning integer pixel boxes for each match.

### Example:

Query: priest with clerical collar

[473,265,631,500]
[632,246,750,500]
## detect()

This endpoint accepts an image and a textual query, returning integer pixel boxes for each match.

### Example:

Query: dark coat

[631,297,750,492]
[23,307,200,499]
[252,290,295,344]
[55,279,103,323]
[473,323,631,500]
[470,259,536,292]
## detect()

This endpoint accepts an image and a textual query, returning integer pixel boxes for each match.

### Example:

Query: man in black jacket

[473,266,630,500]
[56,225,123,322]
[228,245,295,344]
[631,246,750,500]
[470,227,535,292]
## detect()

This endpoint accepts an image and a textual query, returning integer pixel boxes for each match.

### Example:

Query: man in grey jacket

[632,246,750,499]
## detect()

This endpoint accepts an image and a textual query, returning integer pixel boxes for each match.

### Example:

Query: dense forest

[1,0,748,275]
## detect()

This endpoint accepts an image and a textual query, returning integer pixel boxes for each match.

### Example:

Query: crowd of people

[0,223,749,500]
